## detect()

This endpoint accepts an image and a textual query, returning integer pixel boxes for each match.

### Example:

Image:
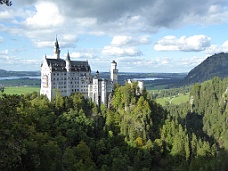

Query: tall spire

[66,50,71,61]
[55,35,59,49]
[54,35,61,59]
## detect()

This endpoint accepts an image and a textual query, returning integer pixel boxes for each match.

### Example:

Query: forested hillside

[1,78,228,170]
[181,52,228,85]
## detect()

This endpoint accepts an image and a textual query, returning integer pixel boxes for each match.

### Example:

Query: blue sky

[0,0,228,73]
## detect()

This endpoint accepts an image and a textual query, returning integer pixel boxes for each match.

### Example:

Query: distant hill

[0,69,40,77]
[181,52,228,85]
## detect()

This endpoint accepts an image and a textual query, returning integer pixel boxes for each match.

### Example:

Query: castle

[88,60,118,106]
[40,38,118,106]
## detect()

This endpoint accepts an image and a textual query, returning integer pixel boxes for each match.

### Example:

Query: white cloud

[1,0,228,38]
[180,56,206,67]
[114,55,208,72]
[205,44,221,55]
[222,40,228,52]
[34,40,54,48]
[101,35,147,58]
[205,40,228,55]
[155,57,170,65]
[111,35,151,46]
[102,46,142,57]
[0,10,12,19]
[111,36,133,46]
[154,35,211,52]
[0,49,8,55]
[24,1,64,29]
[70,51,96,59]
[0,53,40,70]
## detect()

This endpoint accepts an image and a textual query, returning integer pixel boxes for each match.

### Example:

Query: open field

[2,86,40,95]
[155,92,190,106]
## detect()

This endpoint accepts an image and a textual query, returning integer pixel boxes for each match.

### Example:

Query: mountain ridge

[181,52,228,85]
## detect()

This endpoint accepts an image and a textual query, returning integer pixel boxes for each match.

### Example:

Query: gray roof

[46,58,91,72]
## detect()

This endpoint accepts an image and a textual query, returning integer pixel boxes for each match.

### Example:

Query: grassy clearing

[2,86,40,95]
[155,92,190,106]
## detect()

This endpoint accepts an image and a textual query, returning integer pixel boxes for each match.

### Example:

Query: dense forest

[1,77,228,171]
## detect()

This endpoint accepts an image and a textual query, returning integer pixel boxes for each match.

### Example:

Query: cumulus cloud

[222,40,228,52]
[111,35,151,46]
[102,46,142,57]
[113,56,203,72]
[155,57,171,65]
[70,51,97,59]
[180,56,206,67]
[4,0,226,38]
[154,35,211,52]
[1,0,227,49]
[205,40,228,55]
[0,10,12,20]
[0,53,40,71]
[101,35,148,57]
[24,1,64,29]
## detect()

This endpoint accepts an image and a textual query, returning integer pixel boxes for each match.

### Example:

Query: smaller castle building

[88,61,118,106]
[127,79,144,95]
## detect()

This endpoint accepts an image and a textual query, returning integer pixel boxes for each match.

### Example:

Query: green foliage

[1,78,228,170]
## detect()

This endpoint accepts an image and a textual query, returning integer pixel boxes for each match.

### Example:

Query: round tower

[65,51,71,72]
[110,60,118,85]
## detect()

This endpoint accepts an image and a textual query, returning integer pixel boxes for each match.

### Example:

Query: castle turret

[110,60,118,85]
[54,36,61,59]
[66,51,71,72]
[95,70,99,78]
[66,51,71,96]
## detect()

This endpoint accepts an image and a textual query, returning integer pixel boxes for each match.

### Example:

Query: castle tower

[110,60,118,85]
[66,51,71,72]
[66,51,71,96]
[54,36,61,59]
